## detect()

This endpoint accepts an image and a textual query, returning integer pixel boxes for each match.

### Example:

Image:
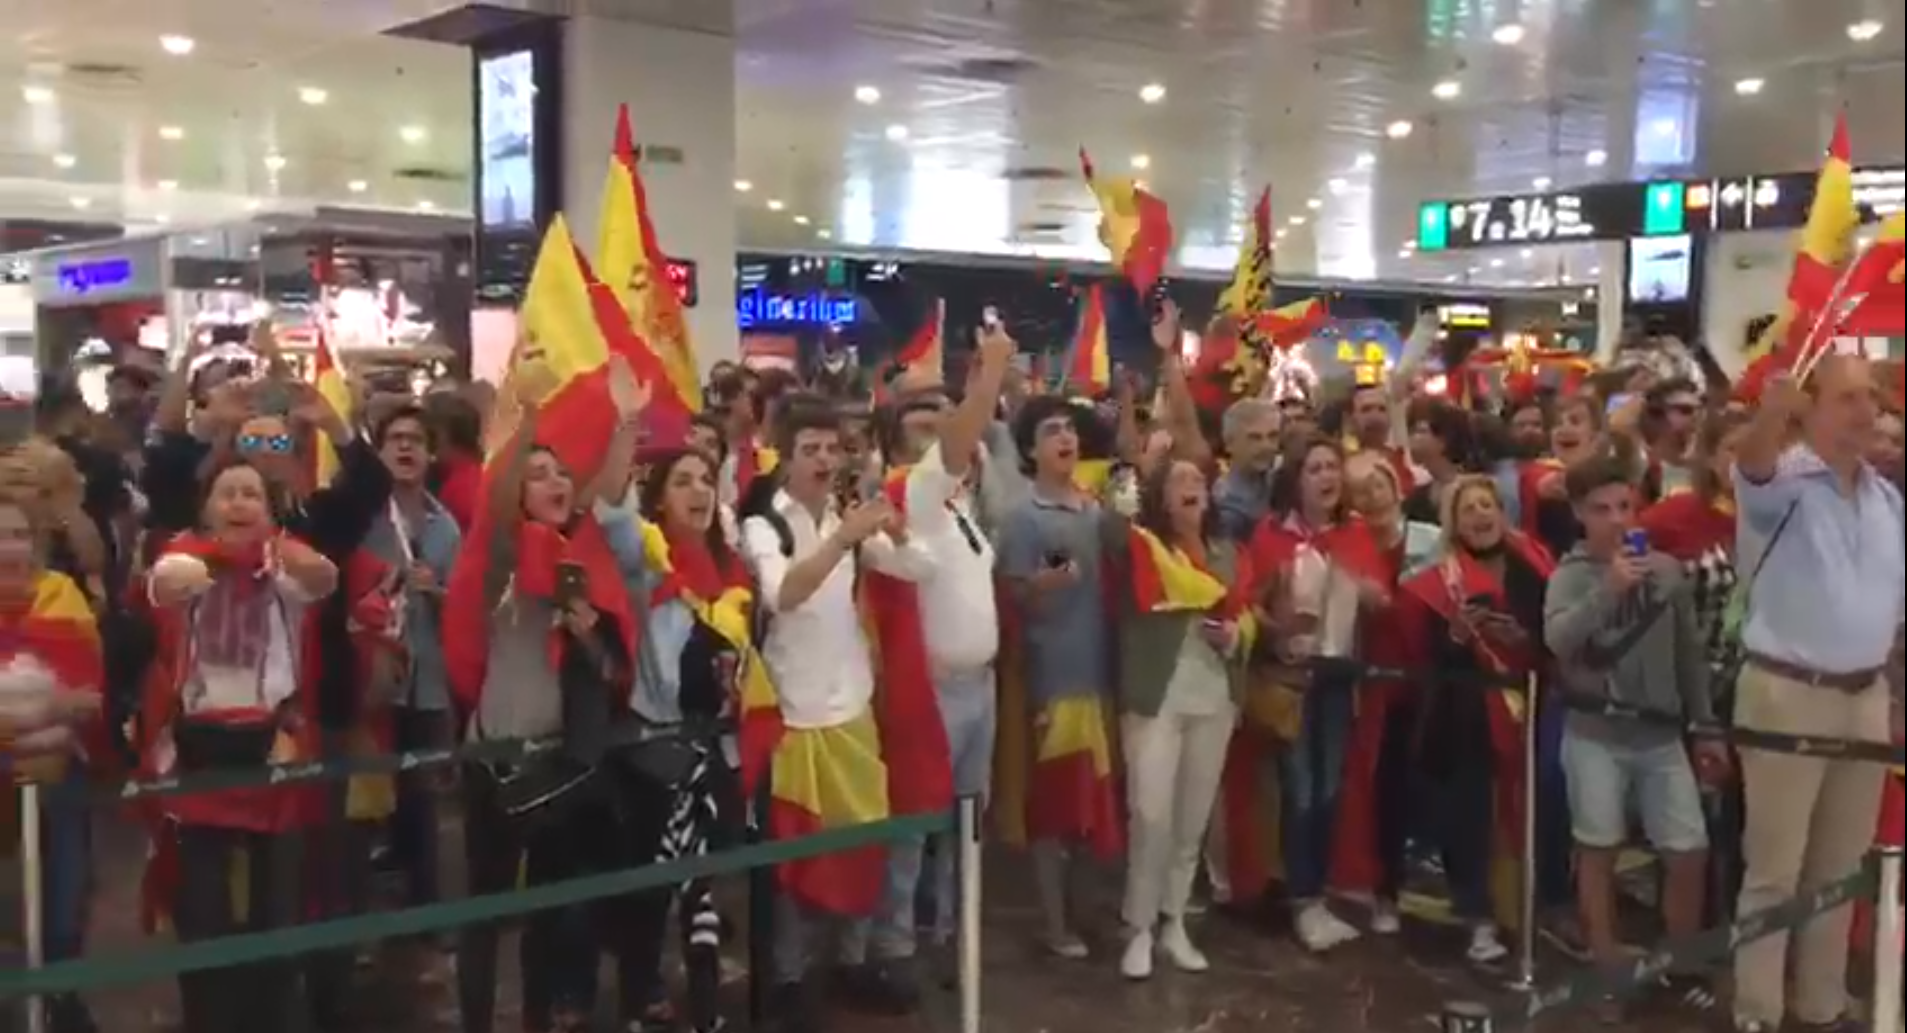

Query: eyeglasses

[237,433,295,454]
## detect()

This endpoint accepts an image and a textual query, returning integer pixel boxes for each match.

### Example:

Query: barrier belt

[86,720,732,805]
[0,809,952,999]
[1557,694,1904,767]
[1467,860,1878,1031]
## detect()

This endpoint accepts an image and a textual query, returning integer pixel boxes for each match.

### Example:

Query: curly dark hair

[637,448,735,572]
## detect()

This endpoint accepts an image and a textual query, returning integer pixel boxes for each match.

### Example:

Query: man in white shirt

[738,396,933,1033]
[842,325,1014,1011]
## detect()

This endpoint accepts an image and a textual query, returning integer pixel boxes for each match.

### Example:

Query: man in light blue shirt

[1728,357,1905,1033]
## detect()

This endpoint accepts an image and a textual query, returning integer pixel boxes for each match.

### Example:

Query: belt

[1746,652,1881,693]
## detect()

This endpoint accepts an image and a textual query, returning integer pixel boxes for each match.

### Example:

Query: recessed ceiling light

[1490,258,1506,268]
[1519,248,1534,259]
[52,153,76,169]
[1588,265,1602,276]
[793,215,811,226]
[1386,120,1415,139]
[1306,197,1323,209]
[1398,248,1413,259]
[157,179,178,191]
[1139,82,1167,104]
[153,214,171,225]
[159,125,185,141]
[853,85,881,104]
[1585,148,1609,167]
[1533,175,1553,190]
[1353,152,1376,170]
[817,228,833,240]
[416,200,436,212]
[734,179,753,193]
[299,86,328,105]
[1734,77,1765,96]
[1327,178,1349,195]
[1432,80,1462,100]
[244,199,263,211]
[1274,228,1289,240]
[884,124,909,141]
[69,196,90,209]
[399,125,427,143]
[159,34,195,56]
[1289,215,1308,227]
[1847,19,1884,41]
[346,179,368,193]
[1492,24,1527,45]
[766,199,785,211]
[22,85,54,105]
[264,154,287,171]
[1130,153,1151,170]
[1402,240,1417,251]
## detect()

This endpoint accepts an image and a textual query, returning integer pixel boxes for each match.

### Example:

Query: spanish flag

[1081,148,1174,296]
[1837,211,1905,337]
[308,320,352,487]
[893,297,946,384]
[1738,113,1859,399]
[1065,284,1112,394]
[1217,187,1273,321]
[862,468,952,817]
[0,571,104,785]
[633,521,780,798]
[1252,297,1329,350]
[596,104,701,414]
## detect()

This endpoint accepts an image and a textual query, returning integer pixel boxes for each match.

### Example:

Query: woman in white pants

[1104,457,1252,980]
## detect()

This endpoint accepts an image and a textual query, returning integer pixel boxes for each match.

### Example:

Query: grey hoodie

[1544,545,1713,747]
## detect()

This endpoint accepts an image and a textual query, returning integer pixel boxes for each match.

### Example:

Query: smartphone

[255,380,293,416]
[1605,392,1633,417]
[553,562,587,608]
[981,304,1003,331]
[1623,528,1650,558]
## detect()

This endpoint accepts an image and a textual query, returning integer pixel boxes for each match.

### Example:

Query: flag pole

[1795,233,1881,383]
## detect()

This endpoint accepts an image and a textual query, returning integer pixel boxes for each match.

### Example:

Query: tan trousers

[1733,664,1891,1027]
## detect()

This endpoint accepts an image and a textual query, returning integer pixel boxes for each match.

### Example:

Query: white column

[561,12,737,369]
[1593,240,1627,363]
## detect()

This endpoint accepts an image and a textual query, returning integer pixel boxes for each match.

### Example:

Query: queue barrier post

[747,776,774,1028]
[1512,671,1540,992]
[17,782,44,1033]
[1438,1000,1493,1033]
[1874,846,1904,1033]
[956,795,982,1033]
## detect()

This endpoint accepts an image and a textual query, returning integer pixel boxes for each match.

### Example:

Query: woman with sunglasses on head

[441,359,645,1033]
[588,431,761,1033]
[134,457,338,1033]
[1397,475,1553,965]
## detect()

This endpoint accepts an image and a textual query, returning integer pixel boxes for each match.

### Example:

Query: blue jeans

[1276,673,1354,902]
[852,666,997,961]
[39,769,93,963]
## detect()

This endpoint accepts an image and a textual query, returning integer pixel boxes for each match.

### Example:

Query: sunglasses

[237,433,295,454]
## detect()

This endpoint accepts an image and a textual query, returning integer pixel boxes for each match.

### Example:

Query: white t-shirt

[904,444,999,674]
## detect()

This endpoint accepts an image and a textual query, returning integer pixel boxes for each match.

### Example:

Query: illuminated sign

[54,257,135,295]
[664,257,699,308]
[1438,303,1494,330]
[1421,164,1904,249]
[736,287,858,328]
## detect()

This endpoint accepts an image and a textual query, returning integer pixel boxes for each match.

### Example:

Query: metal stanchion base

[1440,1001,1495,1033]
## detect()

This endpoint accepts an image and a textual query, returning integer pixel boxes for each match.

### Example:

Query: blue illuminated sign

[54,257,135,296]
[737,287,858,328]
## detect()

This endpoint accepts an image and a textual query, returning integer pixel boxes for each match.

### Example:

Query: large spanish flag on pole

[596,104,701,414]
[1737,113,1859,399]
[1836,211,1905,337]
[308,320,352,487]
[892,297,945,384]
[1081,148,1174,297]
[1064,284,1112,394]
[1217,187,1273,321]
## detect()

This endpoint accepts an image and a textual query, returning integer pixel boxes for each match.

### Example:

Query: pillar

[560,11,737,370]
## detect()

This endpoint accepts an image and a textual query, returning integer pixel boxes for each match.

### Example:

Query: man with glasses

[1644,378,1706,497]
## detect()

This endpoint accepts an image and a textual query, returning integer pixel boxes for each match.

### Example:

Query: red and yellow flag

[1217,187,1273,320]
[892,297,945,384]
[596,104,701,414]
[308,320,352,486]
[1065,284,1112,394]
[1253,297,1329,349]
[1837,211,1905,337]
[1081,148,1174,296]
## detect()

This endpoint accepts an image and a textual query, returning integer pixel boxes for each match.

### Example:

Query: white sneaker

[1120,929,1155,981]
[1467,923,1509,964]
[1158,919,1210,973]
[1369,900,1402,936]
[1043,932,1090,960]
[1295,903,1360,953]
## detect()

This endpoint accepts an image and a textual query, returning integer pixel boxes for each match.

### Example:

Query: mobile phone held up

[552,562,588,609]
[1623,528,1650,558]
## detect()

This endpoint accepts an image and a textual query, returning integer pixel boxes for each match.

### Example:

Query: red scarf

[1400,533,1554,676]
[651,526,744,609]
[1246,512,1388,593]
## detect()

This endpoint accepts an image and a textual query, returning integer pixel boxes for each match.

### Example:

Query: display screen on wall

[1628,235,1693,304]
[478,49,536,229]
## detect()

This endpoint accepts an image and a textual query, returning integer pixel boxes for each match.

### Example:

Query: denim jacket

[364,494,461,711]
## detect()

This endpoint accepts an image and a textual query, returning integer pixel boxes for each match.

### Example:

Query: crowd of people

[0,299,1902,1033]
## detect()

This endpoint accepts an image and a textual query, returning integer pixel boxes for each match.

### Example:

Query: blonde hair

[1344,450,1402,497]
[1438,474,1505,549]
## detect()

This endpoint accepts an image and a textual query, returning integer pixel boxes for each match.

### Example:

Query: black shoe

[854,960,921,1016]
[766,982,820,1033]
[45,995,97,1033]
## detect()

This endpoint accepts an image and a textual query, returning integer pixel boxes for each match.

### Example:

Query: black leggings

[455,766,601,1033]
[171,826,302,1033]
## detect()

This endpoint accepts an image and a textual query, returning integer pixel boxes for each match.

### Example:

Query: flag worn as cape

[1065,285,1112,395]
[597,104,702,414]
[862,469,953,816]
[1397,534,1554,929]
[1081,148,1174,296]
[1126,525,1254,633]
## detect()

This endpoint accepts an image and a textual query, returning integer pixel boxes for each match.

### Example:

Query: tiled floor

[11,816,1757,1033]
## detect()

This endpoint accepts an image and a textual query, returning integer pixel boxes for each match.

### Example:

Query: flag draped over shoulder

[1065,284,1112,394]
[1081,148,1173,296]
[1738,114,1859,399]
[596,103,701,415]
[0,572,105,774]
[862,469,952,816]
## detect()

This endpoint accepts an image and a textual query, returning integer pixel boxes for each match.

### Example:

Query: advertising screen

[477,49,536,230]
